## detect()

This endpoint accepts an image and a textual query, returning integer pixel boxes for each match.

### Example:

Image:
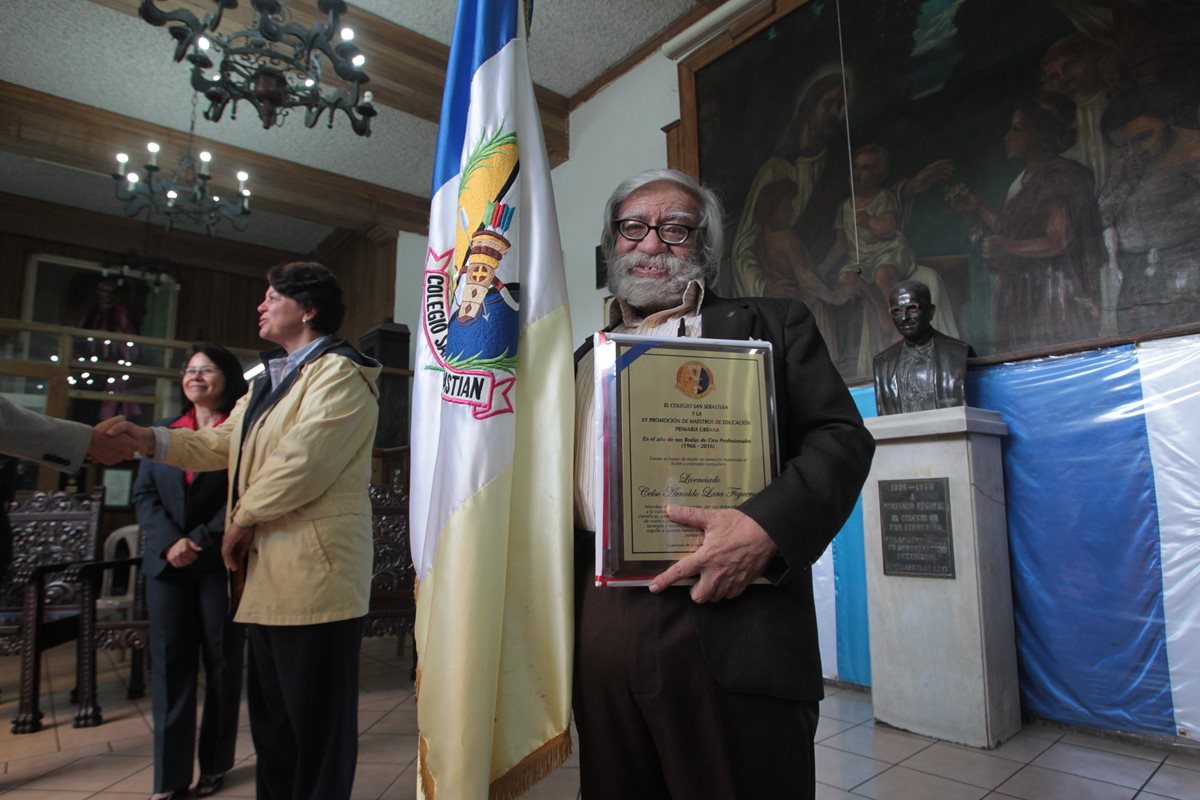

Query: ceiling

[0,0,710,253]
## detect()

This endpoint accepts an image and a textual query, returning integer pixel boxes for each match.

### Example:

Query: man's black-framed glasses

[615,219,697,246]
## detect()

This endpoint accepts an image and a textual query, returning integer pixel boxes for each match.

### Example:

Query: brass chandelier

[139,0,377,136]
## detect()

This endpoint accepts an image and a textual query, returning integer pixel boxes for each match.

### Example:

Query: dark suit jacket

[576,292,875,701]
[133,417,229,579]
[873,330,975,416]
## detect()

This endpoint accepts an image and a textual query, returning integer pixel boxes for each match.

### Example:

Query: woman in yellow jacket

[120,262,380,800]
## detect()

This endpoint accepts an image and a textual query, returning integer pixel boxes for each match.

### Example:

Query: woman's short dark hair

[267,261,346,335]
[182,342,249,414]
[1015,92,1077,156]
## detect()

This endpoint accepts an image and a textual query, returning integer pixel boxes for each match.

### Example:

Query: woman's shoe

[194,773,225,797]
[149,791,188,800]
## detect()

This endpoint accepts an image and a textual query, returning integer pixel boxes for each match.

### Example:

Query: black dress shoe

[194,773,225,797]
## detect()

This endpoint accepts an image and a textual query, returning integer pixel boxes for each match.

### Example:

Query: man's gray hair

[599,169,725,283]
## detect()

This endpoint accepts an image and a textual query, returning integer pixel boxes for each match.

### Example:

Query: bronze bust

[873,280,975,415]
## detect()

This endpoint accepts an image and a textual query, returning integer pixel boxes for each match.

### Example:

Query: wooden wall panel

[0,193,303,279]
[172,267,266,350]
[0,231,133,319]
[0,212,297,353]
[316,232,399,349]
[0,234,34,320]
[0,82,431,236]
[0,225,393,356]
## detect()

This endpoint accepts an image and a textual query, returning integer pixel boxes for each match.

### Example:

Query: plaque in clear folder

[591,333,779,586]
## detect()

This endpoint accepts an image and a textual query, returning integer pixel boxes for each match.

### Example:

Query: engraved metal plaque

[591,333,779,586]
[878,478,955,579]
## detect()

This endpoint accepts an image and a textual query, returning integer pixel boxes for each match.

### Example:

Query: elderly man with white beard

[572,169,875,799]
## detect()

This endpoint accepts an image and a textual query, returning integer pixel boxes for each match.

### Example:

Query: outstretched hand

[648,505,777,603]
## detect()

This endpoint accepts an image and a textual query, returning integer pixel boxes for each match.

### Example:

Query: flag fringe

[488,728,573,800]
[419,734,434,799]
[417,729,571,800]
[412,577,422,699]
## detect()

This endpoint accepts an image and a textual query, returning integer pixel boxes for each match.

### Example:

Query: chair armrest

[75,558,140,577]
[16,557,141,587]
[15,559,86,587]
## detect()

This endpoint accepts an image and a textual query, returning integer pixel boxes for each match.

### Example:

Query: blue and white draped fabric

[817,334,1200,738]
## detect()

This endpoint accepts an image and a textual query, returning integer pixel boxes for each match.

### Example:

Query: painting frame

[21,254,179,341]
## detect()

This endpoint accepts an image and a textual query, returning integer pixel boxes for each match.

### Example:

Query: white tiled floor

[2,639,1199,799]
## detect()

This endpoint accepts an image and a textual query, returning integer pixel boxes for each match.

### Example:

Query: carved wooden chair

[366,447,416,676]
[0,489,104,733]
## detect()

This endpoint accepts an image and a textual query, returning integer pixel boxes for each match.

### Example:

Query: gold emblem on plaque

[674,360,715,399]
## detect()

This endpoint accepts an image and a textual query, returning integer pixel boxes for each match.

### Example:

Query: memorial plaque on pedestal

[879,478,955,579]
[863,409,1018,747]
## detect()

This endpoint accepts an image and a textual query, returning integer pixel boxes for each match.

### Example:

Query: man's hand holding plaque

[649,505,778,601]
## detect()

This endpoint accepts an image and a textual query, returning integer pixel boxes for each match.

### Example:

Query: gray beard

[607,252,705,313]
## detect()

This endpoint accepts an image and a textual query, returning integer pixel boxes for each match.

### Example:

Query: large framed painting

[679,0,1200,383]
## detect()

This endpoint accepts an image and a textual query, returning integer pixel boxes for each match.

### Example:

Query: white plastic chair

[96,524,140,623]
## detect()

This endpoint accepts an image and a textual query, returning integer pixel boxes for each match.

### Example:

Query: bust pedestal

[862,406,1020,748]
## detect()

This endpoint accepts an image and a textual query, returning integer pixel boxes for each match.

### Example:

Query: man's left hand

[649,505,777,603]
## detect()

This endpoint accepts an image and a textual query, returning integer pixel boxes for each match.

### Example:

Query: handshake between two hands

[85,416,156,465]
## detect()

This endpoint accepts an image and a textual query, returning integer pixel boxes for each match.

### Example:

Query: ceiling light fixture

[111,94,251,236]
[662,0,775,61]
[139,0,376,136]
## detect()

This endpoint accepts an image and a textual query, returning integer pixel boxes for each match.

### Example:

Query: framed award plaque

[592,332,779,586]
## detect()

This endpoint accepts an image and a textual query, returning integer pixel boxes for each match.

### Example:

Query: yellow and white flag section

[409,0,574,797]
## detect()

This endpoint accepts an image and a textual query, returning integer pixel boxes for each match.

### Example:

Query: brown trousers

[573,557,819,799]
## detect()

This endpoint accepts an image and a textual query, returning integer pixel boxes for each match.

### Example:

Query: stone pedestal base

[863,406,1020,748]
